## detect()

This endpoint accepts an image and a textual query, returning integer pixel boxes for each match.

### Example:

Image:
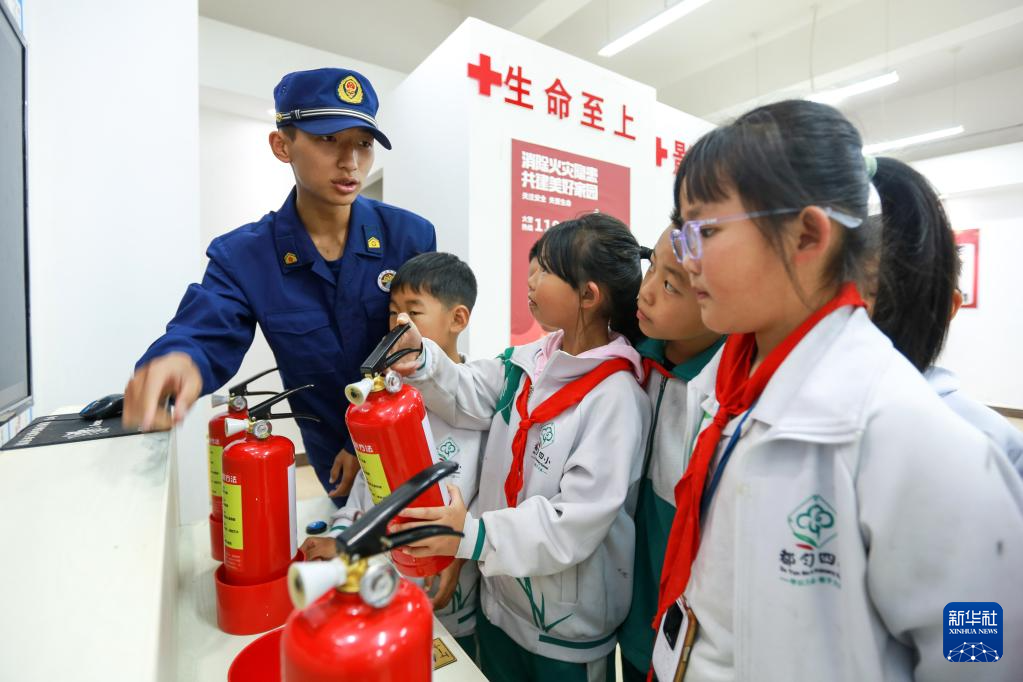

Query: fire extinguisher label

[355,448,393,504]
[222,478,243,550]
[207,444,223,499]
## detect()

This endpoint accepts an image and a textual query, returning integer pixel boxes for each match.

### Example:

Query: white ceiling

[198,0,1023,160]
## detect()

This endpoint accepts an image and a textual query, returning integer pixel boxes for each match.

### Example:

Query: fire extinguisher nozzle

[288,558,347,609]
[345,378,375,406]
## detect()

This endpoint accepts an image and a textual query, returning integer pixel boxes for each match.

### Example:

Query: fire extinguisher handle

[360,322,421,375]
[228,366,279,397]
[247,384,315,420]
[339,460,459,559]
[380,525,463,552]
[264,412,321,423]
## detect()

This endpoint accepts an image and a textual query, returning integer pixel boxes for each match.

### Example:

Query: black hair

[870,159,958,371]
[528,240,540,261]
[534,213,643,344]
[280,125,297,140]
[391,252,477,311]
[676,99,878,293]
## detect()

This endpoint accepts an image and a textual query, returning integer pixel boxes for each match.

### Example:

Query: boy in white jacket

[300,252,484,652]
[390,215,652,682]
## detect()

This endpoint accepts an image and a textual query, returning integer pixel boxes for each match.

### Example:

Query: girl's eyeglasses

[670,206,863,262]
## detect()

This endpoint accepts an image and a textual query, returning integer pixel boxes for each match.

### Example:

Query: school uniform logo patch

[377,269,396,292]
[777,494,841,589]
[436,436,460,461]
[540,423,555,448]
[338,76,364,104]
[944,602,1003,662]
[283,252,299,266]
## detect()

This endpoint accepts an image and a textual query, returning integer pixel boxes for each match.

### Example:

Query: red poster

[954,229,979,308]
[510,139,631,345]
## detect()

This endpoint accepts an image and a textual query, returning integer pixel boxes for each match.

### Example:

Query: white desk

[0,413,177,682]
[0,409,486,681]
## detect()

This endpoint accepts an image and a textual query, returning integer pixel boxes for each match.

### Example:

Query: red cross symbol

[467,53,502,96]
[655,136,669,167]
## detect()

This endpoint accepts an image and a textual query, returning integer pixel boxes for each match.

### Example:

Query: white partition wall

[385,18,713,358]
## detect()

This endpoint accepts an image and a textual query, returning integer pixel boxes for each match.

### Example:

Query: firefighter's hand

[425,558,466,610]
[328,448,359,498]
[300,536,339,561]
[122,352,202,431]
[388,313,423,376]
[391,484,466,557]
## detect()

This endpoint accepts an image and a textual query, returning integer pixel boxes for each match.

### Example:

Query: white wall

[24,0,204,523]
[913,143,1023,409]
[386,18,714,359]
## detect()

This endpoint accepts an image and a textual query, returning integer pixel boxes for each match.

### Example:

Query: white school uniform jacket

[327,386,485,638]
[925,365,1023,478]
[408,333,651,663]
[678,307,1023,682]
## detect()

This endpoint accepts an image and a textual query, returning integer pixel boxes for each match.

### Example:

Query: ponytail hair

[870,157,958,371]
[534,213,644,345]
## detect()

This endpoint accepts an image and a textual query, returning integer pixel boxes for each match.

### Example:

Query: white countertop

[0,413,177,682]
[0,410,487,681]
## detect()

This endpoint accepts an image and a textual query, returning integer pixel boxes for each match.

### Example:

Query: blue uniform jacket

[138,188,436,492]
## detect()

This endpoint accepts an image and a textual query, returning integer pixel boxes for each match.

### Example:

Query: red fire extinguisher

[220,386,317,585]
[207,367,278,561]
[282,460,461,682]
[344,323,452,578]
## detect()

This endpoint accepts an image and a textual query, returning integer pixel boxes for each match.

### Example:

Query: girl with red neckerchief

[650,99,1023,682]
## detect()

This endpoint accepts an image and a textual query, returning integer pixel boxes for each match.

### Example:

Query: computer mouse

[79,393,125,420]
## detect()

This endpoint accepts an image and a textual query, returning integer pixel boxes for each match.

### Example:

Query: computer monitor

[0,2,31,425]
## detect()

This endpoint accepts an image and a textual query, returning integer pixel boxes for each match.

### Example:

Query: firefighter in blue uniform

[123,68,436,503]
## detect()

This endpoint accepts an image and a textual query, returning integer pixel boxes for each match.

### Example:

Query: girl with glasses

[650,99,1023,682]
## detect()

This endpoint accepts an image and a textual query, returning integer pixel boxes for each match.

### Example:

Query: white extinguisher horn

[345,378,375,407]
[288,558,347,609]
[211,394,229,408]
[223,418,249,438]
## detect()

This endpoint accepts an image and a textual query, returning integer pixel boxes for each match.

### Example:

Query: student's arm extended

[460,377,646,577]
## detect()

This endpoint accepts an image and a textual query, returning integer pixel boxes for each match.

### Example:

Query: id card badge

[651,596,698,682]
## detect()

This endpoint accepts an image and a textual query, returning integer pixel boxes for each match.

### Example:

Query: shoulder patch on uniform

[338,76,364,104]
[283,252,299,265]
[377,269,396,292]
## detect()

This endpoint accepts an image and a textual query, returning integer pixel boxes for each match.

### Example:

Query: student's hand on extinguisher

[300,536,339,561]
[388,313,424,376]
[391,483,466,557]
[328,448,359,498]
[425,558,466,610]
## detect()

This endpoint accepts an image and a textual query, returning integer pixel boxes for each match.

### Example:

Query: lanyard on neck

[698,403,756,521]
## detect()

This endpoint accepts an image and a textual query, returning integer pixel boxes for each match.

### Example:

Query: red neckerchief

[505,358,633,507]
[652,282,865,627]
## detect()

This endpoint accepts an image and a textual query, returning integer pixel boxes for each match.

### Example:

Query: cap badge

[338,76,364,105]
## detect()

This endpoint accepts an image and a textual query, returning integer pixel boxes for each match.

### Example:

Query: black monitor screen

[0,5,30,423]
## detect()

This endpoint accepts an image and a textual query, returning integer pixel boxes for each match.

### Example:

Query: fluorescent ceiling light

[599,0,716,57]
[807,71,900,105]
[863,126,965,155]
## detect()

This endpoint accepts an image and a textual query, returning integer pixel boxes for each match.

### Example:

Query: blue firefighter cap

[273,68,392,149]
